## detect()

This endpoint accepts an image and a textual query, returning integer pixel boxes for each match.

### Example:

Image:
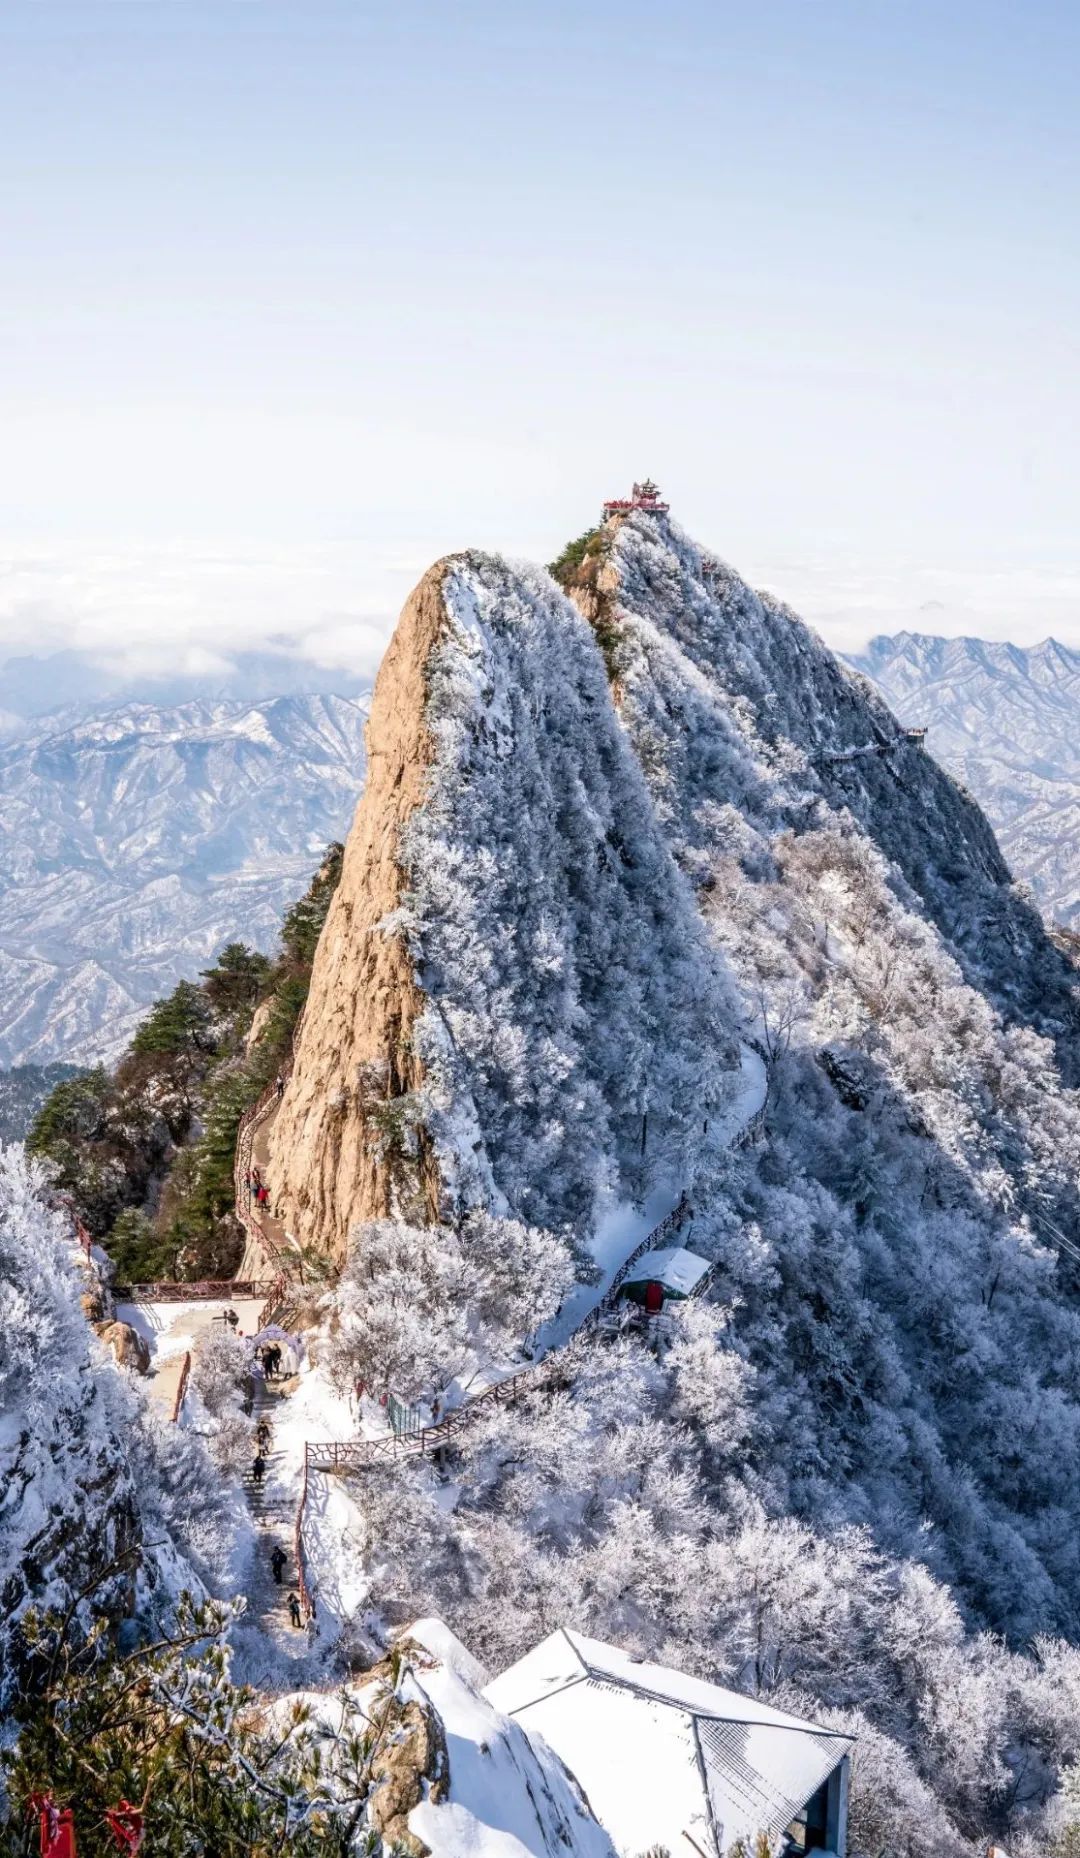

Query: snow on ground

[531,1182,682,1355]
[117,1297,266,1363]
[404,1619,617,1858]
[528,1046,765,1357]
[265,1358,371,1631]
[720,1043,767,1140]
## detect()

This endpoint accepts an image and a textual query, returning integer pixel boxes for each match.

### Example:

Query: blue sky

[1,0,1077,680]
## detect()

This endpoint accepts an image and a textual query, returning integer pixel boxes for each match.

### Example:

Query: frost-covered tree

[5,1595,382,1855]
[0,1144,140,1706]
[0,1145,238,1704]
[329,1211,574,1401]
[403,554,743,1235]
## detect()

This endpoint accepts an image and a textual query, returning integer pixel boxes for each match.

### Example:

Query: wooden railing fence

[171,1351,192,1425]
[113,1278,279,1303]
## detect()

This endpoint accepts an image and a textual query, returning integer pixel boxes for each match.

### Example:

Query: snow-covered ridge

[0,692,369,1066]
[273,549,746,1259]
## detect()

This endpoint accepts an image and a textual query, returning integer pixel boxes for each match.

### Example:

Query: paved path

[118,1296,266,1420]
[118,1296,266,1354]
[239,1102,290,1279]
[145,1349,189,1418]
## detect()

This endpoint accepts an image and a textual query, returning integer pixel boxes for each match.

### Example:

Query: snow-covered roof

[485,1628,854,1858]
[620,1245,711,1298]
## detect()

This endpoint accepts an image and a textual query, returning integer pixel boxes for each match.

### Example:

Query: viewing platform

[603,477,670,520]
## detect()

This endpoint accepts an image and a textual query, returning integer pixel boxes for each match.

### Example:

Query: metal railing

[113,1278,279,1303]
[304,1200,693,1475]
[255,1274,289,1332]
[306,1360,548,1474]
[578,1199,690,1334]
[238,1008,766,1621]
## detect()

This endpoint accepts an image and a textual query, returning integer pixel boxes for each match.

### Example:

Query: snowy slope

[402,1620,617,1858]
[0,693,368,1065]
[848,630,1080,926]
[598,521,1080,1074]
[274,552,745,1260]
[0,1147,239,1699]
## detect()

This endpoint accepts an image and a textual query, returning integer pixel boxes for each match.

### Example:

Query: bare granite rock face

[367,1688,450,1858]
[94,1319,152,1376]
[270,562,451,1261]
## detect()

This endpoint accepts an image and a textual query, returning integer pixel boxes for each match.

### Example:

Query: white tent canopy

[486,1628,853,1858]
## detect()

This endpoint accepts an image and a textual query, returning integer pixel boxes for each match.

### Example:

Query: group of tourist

[246,1165,272,1212]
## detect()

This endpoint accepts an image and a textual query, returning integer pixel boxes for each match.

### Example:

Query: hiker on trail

[252,1454,266,1485]
[276,1072,285,1100]
[288,1592,302,1628]
[246,1169,255,1198]
[226,1308,239,1330]
[267,1343,282,1379]
[256,1418,272,1452]
[270,1545,287,1584]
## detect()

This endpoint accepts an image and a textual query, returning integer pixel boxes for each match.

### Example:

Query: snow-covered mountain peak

[272,547,744,1257]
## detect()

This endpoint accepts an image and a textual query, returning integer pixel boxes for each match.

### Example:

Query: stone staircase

[243,1374,309,1656]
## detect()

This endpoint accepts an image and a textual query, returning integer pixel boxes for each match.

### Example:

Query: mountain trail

[238,1103,288,1278]
[243,1372,312,1660]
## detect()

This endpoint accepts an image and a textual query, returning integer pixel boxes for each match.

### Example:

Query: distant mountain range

[0,693,368,1067]
[846,632,1080,927]
[6,626,1078,1073]
[0,645,370,735]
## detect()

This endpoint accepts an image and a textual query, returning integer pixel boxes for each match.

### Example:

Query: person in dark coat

[256,1418,272,1452]
[288,1592,302,1628]
[270,1545,287,1584]
[251,1454,266,1485]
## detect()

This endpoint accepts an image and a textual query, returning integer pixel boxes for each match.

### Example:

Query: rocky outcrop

[94,1319,151,1375]
[270,563,452,1261]
[367,1688,449,1857]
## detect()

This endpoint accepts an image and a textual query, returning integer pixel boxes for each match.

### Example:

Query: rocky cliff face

[273,504,1080,1275]
[272,547,741,1260]
[591,514,1080,1071]
[270,566,450,1259]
